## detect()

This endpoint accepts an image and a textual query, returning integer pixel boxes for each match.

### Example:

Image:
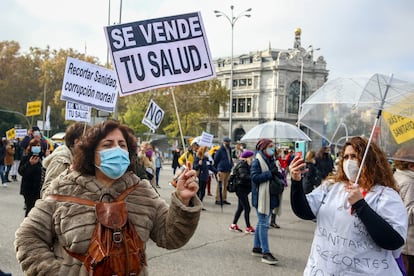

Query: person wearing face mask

[289,136,408,275]
[228,149,255,234]
[250,138,282,265]
[17,139,43,216]
[193,145,217,209]
[213,137,234,205]
[15,120,202,275]
[137,141,157,188]
[393,146,414,275]
[20,126,48,158]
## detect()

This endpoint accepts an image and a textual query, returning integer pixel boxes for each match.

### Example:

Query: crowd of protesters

[2,120,412,275]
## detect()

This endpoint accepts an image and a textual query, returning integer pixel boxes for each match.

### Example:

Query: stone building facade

[213,29,329,145]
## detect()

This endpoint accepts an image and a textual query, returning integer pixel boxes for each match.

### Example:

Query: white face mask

[343,159,359,182]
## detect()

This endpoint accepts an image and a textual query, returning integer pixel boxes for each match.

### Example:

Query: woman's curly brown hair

[72,120,137,176]
[335,136,397,191]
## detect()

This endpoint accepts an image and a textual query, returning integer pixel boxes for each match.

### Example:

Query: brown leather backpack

[46,184,146,275]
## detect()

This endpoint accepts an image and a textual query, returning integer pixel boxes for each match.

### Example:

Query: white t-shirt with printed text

[304,182,407,276]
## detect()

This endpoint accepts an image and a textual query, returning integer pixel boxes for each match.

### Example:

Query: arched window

[288,80,308,114]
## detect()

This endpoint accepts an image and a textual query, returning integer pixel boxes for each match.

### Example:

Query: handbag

[227,174,236,193]
[270,177,284,196]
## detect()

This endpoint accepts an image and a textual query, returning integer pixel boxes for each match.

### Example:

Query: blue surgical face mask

[265,147,275,156]
[31,146,41,155]
[96,146,130,179]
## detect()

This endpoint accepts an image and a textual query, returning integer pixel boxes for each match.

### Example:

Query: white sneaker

[2,183,8,187]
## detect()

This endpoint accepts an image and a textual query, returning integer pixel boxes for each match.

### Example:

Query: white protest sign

[142,99,165,132]
[65,101,91,122]
[15,129,27,138]
[104,12,216,96]
[199,131,214,147]
[61,57,118,112]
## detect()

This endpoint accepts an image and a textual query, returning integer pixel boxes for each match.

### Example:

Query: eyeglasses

[342,154,357,160]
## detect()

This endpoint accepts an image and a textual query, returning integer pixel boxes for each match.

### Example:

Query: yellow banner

[6,128,15,140]
[383,111,414,144]
[26,100,42,116]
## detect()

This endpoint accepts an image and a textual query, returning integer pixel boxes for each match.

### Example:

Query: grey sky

[1,0,413,81]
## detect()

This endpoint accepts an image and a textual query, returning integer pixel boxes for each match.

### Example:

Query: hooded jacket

[41,144,72,198]
[15,171,201,276]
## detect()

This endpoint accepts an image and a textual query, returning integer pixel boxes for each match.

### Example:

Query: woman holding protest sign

[289,136,408,275]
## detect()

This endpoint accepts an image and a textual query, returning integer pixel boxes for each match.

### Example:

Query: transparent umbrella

[240,120,311,142]
[299,73,414,166]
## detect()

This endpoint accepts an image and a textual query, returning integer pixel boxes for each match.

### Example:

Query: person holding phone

[289,136,407,275]
[18,139,43,216]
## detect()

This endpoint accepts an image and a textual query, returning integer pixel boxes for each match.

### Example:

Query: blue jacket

[213,144,233,172]
[193,156,217,182]
[250,151,279,210]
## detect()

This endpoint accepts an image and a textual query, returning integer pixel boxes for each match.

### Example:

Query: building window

[233,79,238,87]
[232,98,237,113]
[239,79,247,86]
[248,78,252,86]
[233,97,252,113]
[238,98,246,112]
[247,98,251,112]
[288,80,308,114]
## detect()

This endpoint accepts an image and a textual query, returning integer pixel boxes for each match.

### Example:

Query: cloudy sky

[1,0,413,81]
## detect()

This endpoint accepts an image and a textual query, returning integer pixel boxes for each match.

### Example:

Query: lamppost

[111,0,123,120]
[214,6,252,138]
[297,45,320,128]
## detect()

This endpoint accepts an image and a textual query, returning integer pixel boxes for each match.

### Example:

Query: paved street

[0,165,315,276]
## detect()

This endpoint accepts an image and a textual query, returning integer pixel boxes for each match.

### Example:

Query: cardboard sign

[65,101,91,122]
[199,131,214,147]
[142,99,164,132]
[15,129,27,138]
[383,111,414,144]
[6,128,15,140]
[61,57,118,112]
[26,101,42,116]
[104,12,216,96]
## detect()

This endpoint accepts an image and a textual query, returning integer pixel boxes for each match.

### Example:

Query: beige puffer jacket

[395,169,414,256]
[41,144,72,198]
[15,171,201,276]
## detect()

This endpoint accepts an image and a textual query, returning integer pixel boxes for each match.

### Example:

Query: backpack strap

[116,184,139,201]
[45,194,96,206]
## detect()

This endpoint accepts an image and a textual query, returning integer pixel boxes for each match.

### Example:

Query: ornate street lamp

[214,6,252,139]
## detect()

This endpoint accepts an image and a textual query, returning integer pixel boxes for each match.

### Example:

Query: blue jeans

[253,209,271,254]
[155,167,161,186]
[0,165,6,183]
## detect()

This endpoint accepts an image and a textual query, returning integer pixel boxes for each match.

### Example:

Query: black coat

[302,161,321,194]
[315,153,334,180]
[234,160,252,193]
[18,154,42,196]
